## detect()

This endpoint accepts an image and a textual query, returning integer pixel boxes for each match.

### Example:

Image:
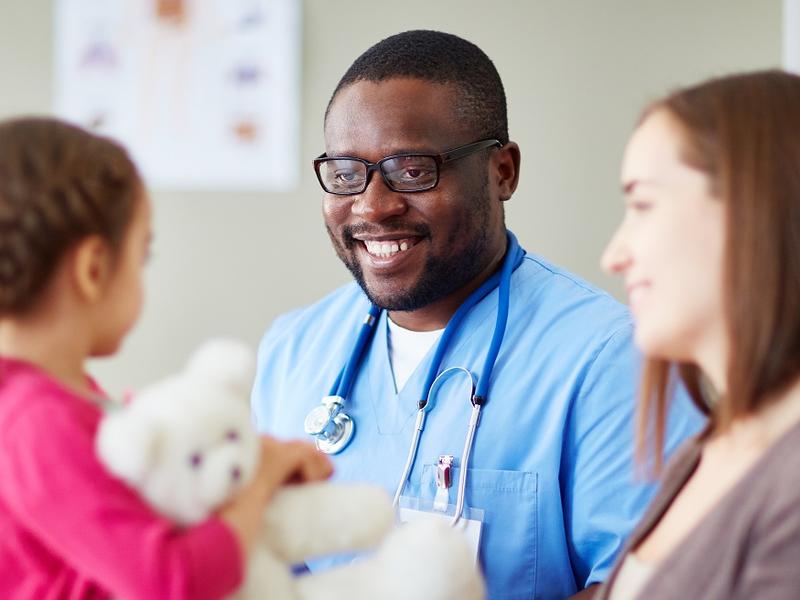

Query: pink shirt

[0,357,243,599]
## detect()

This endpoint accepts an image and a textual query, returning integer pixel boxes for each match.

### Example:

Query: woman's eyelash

[626,199,652,211]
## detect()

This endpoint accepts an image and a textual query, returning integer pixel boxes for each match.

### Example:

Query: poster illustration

[54,0,301,191]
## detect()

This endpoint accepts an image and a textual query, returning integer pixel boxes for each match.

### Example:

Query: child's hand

[218,437,333,555]
[254,437,333,500]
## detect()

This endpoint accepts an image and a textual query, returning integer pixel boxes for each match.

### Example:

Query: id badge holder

[396,455,484,563]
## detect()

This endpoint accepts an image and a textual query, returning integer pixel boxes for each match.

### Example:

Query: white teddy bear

[96,339,485,600]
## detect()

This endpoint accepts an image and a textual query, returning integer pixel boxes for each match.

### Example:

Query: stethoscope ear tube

[393,367,475,508]
[309,230,524,499]
[392,408,427,508]
[452,403,481,526]
[445,236,519,521]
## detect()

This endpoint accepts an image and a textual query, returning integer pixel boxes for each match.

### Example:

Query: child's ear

[72,235,113,303]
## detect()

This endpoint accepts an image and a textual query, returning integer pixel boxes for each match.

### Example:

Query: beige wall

[0,1,781,394]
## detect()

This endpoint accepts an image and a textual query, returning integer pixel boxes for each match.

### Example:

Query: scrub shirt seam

[574,324,634,404]
[521,255,620,304]
[563,324,634,592]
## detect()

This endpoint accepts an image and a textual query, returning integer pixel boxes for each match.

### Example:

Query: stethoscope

[304,231,524,523]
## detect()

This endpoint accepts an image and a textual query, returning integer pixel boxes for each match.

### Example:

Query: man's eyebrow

[326,146,439,158]
[385,147,439,155]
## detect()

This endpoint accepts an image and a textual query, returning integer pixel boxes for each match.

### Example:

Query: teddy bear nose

[231,466,241,482]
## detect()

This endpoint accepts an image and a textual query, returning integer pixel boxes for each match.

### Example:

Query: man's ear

[493,142,521,202]
[72,235,113,303]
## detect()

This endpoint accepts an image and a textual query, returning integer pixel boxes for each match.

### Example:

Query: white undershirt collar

[386,317,444,392]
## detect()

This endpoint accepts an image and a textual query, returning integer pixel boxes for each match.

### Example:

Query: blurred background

[0,0,784,393]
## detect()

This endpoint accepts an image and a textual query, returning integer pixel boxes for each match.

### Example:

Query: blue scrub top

[252,246,703,600]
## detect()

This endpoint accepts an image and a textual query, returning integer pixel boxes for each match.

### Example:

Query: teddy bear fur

[96,339,485,600]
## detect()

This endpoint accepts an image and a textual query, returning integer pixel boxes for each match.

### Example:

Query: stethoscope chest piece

[309,233,522,465]
[304,395,354,454]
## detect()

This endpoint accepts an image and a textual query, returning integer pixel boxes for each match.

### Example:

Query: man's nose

[350,173,408,222]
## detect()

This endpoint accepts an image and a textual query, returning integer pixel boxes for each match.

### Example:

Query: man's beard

[327,181,493,312]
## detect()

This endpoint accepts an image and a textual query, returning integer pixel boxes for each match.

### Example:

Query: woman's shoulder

[751,421,800,509]
[658,432,705,487]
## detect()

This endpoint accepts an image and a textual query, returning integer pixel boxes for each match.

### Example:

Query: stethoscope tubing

[392,408,427,508]
[475,229,516,401]
[452,403,481,525]
[440,238,517,524]
[391,365,474,509]
[319,231,524,526]
[330,304,382,398]
[391,233,523,523]
[418,238,519,409]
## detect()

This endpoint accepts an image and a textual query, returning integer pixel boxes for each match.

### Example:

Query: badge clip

[434,454,454,511]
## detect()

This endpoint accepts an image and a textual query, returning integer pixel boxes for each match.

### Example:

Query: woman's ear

[493,142,521,202]
[72,235,113,303]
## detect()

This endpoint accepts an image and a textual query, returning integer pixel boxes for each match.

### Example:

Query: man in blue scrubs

[252,30,701,599]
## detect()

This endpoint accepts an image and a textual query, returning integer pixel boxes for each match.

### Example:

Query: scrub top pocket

[420,465,538,600]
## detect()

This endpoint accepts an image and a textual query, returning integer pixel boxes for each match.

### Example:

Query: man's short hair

[326,30,509,144]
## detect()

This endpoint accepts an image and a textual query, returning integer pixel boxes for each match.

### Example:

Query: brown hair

[637,70,800,471]
[0,117,142,315]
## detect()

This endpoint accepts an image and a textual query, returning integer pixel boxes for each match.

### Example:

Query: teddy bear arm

[262,482,394,564]
[235,548,300,600]
[293,558,380,600]
[293,520,486,600]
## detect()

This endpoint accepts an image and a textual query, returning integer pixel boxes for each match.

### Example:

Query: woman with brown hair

[599,70,800,599]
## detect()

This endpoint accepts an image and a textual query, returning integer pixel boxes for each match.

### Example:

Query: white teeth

[363,239,415,258]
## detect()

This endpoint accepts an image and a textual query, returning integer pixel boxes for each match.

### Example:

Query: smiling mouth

[626,281,650,295]
[361,238,421,258]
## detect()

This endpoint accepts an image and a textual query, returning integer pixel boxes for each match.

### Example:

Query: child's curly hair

[0,117,142,315]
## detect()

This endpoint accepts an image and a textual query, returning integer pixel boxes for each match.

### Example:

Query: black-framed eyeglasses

[313,138,503,195]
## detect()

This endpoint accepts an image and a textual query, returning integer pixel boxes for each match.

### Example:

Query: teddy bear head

[96,339,260,525]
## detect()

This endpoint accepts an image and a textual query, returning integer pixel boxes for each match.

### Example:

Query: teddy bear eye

[189,452,204,468]
[225,430,239,442]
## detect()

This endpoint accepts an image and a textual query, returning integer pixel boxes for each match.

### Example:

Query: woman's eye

[626,199,652,212]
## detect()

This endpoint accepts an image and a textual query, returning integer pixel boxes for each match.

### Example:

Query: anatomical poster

[54,0,301,191]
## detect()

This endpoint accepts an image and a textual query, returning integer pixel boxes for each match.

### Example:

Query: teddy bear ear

[185,338,255,398]
[96,410,160,486]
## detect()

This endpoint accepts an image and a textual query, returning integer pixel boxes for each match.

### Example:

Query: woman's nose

[601,226,632,275]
